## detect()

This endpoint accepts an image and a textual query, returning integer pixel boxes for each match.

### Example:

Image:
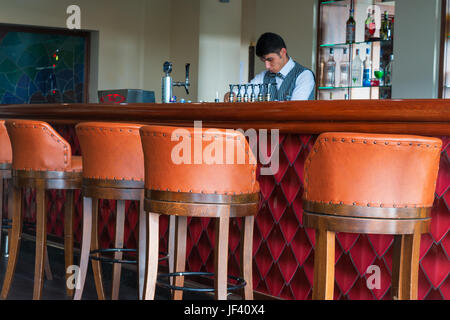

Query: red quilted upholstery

[5,126,448,300]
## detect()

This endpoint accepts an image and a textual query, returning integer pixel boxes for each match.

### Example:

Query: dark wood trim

[248,42,255,82]
[303,211,430,235]
[83,178,144,189]
[146,190,259,204]
[83,31,91,104]
[303,200,430,219]
[315,0,323,96]
[438,0,447,98]
[0,99,449,135]
[145,199,258,218]
[0,163,11,170]
[0,23,91,104]
[12,170,82,189]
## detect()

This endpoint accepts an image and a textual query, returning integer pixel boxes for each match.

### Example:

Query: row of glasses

[228,83,275,102]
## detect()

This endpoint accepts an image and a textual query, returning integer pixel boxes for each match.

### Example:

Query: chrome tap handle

[184,63,190,94]
[163,61,172,75]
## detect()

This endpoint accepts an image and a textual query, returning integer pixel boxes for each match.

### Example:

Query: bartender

[225,32,315,101]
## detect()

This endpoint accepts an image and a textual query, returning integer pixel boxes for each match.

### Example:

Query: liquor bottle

[346,8,356,44]
[384,54,394,85]
[319,56,325,87]
[380,11,389,40]
[324,48,336,87]
[364,10,376,41]
[390,17,395,40]
[339,48,350,87]
[351,49,363,87]
[363,48,372,87]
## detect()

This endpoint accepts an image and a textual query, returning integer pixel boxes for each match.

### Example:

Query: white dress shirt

[248,58,315,100]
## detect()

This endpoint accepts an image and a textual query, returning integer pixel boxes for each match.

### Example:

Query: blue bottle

[363,48,372,87]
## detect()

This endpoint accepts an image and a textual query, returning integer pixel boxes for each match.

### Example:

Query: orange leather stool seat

[74,122,149,300]
[140,125,260,300]
[0,121,12,253]
[1,119,82,300]
[302,132,442,300]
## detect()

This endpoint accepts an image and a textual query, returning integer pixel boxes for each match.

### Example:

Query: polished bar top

[0,99,449,135]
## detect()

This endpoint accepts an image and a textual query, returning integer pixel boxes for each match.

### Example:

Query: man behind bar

[225,32,315,101]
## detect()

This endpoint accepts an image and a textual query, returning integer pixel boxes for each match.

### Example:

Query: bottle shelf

[318,85,392,90]
[320,39,393,48]
[320,0,395,7]
[320,0,348,7]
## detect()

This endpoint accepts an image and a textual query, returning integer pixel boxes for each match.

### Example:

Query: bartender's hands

[223,92,231,102]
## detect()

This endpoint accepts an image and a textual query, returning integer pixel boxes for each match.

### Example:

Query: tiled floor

[0,233,215,300]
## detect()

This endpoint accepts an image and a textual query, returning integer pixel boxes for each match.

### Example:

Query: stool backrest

[76,122,144,181]
[5,119,72,171]
[0,120,12,164]
[303,132,442,208]
[140,125,259,195]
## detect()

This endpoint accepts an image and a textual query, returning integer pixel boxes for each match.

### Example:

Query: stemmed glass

[374,70,384,86]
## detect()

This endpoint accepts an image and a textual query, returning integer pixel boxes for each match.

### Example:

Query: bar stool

[0,121,12,254]
[74,122,150,300]
[302,132,442,300]
[1,119,82,300]
[140,125,260,300]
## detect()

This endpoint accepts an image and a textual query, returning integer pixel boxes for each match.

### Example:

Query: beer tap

[161,61,190,103]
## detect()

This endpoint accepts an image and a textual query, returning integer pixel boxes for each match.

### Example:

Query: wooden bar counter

[0,99,448,300]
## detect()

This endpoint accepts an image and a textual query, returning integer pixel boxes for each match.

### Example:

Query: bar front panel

[0,101,448,300]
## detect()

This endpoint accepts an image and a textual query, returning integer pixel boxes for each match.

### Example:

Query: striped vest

[263,61,315,101]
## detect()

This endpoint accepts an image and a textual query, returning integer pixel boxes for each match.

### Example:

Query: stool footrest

[157,271,246,292]
[2,218,11,230]
[89,248,169,264]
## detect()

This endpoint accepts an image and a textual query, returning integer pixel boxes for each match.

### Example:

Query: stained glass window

[0,27,89,104]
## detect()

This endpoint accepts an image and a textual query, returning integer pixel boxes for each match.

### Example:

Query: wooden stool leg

[73,196,93,300]
[312,229,335,300]
[44,245,53,281]
[138,195,146,300]
[240,216,254,300]
[168,215,176,285]
[33,181,47,300]
[7,178,13,255]
[90,198,106,300]
[173,216,187,300]
[111,200,125,300]
[391,230,421,300]
[64,190,74,297]
[0,185,23,299]
[215,214,230,300]
[143,212,160,300]
[0,174,4,252]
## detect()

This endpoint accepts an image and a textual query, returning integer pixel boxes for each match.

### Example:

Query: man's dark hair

[255,32,287,57]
